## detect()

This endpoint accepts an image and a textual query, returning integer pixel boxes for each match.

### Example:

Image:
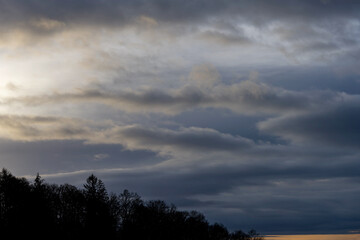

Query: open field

[266,234,360,240]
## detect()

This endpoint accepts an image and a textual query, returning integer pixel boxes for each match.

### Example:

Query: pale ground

[266,234,360,240]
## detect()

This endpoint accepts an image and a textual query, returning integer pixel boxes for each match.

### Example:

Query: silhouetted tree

[108,192,121,232]
[30,174,60,238]
[57,183,86,239]
[209,223,229,240]
[0,169,264,240]
[0,169,29,237]
[230,230,251,240]
[184,210,210,240]
[118,189,143,225]
[83,174,115,239]
[248,229,264,240]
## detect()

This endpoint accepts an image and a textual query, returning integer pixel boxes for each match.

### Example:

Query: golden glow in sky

[266,234,360,240]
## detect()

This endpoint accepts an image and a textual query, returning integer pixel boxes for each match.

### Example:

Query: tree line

[0,168,264,240]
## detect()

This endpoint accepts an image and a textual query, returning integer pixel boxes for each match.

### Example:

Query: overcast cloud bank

[0,0,360,235]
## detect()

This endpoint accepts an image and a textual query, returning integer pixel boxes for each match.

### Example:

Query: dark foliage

[0,169,264,240]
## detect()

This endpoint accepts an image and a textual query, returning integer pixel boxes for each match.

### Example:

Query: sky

[0,0,360,235]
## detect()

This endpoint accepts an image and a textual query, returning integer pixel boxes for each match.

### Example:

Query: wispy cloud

[3,81,344,115]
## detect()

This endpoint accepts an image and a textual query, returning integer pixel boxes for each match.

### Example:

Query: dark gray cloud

[0,0,359,58]
[7,109,358,234]
[199,30,252,46]
[1,0,359,27]
[168,108,278,143]
[4,81,343,115]
[0,114,93,141]
[5,87,211,114]
[104,124,254,153]
[0,114,256,155]
[0,139,162,177]
[37,152,360,201]
[258,98,360,147]
[36,153,360,234]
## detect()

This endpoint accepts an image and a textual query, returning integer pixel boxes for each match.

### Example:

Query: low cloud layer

[4,81,344,115]
[0,115,92,141]
[259,97,360,147]
[0,115,254,156]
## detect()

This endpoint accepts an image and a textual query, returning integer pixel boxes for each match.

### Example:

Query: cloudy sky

[1,0,360,235]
